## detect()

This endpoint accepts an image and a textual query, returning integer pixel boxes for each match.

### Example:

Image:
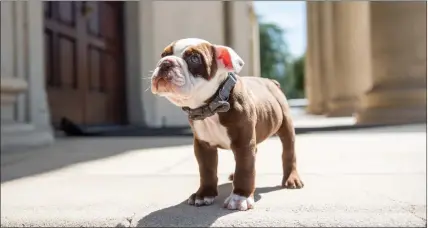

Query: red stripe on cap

[217,47,232,69]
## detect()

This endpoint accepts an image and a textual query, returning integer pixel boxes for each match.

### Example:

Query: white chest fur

[193,114,231,149]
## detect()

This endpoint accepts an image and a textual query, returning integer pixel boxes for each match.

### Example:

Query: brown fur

[271,79,281,88]
[161,42,175,57]
[185,44,218,80]
[158,41,303,205]
[160,42,218,81]
[188,75,304,201]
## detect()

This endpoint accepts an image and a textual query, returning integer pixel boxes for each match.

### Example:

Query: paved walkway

[1,124,426,227]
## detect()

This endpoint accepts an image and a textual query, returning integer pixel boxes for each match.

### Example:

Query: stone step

[1,123,53,151]
[1,123,35,135]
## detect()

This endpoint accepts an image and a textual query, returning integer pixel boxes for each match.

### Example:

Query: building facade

[0,1,261,149]
[305,2,427,124]
[3,1,425,150]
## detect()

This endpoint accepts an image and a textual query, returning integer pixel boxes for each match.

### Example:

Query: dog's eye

[188,54,201,65]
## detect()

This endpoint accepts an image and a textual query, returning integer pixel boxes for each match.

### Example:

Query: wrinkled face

[151,38,244,109]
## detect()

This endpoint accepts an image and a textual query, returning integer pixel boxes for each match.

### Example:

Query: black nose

[159,59,173,70]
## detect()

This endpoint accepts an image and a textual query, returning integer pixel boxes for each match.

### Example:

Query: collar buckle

[182,72,237,120]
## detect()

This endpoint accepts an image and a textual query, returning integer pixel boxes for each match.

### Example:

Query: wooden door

[44,1,126,126]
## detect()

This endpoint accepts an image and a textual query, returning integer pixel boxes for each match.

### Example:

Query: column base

[1,122,54,151]
[356,107,426,125]
[305,104,325,115]
[325,97,360,117]
[356,86,427,125]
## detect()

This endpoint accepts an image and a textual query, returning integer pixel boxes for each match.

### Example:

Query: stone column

[248,2,261,77]
[227,1,257,77]
[322,2,372,117]
[305,2,325,114]
[0,2,26,108]
[1,1,29,150]
[1,1,54,150]
[318,2,335,116]
[356,2,427,124]
[1,78,28,105]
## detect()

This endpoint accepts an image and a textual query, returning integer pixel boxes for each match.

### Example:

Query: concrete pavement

[1,124,426,227]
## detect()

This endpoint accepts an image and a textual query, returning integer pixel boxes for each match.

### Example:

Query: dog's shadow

[126,183,283,227]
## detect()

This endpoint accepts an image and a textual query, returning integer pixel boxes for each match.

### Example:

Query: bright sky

[253,1,307,58]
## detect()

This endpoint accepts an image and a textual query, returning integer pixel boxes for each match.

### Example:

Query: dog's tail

[270,79,281,88]
[228,173,234,181]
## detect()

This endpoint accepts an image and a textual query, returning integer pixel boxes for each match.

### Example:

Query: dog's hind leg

[276,111,304,189]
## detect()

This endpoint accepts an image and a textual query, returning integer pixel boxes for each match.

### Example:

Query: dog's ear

[213,45,245,74]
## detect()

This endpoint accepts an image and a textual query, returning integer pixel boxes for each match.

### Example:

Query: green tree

[258,18,306,99]
[285,54,305,99]
[292,55,305,97]
[258,20,292,90]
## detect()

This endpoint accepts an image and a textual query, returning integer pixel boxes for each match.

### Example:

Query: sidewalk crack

[380,195,426,222]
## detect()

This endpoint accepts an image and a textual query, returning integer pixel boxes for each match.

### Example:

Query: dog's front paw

[187,193,216,207]
[223,193,255,211]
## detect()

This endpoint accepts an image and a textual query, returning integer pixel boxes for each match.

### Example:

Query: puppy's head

[151,38,244,109]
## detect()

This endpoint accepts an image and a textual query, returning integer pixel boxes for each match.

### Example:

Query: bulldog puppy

[151,38,304,211]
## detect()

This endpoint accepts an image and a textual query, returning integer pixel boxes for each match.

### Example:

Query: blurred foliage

[287,55,305,99]
[258,18,305,99]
